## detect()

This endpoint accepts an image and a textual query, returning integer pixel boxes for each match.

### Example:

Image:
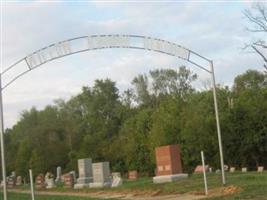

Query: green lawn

[205,172,267,200]
[0,172,266,200]
[59,172,266,199]
[0,192,116,200]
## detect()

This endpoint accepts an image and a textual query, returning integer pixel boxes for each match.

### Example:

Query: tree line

[3,67,267,178]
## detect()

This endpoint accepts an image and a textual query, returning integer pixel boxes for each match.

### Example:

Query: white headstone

[45,172,55,189]
[55,166,62,182]
[257,166,264,172]
[16,176,22,186]
[111,172,122,188]
[230,167,235,173]
[45,178,55,189]
[11,171,16,177]
[242,167,247,172]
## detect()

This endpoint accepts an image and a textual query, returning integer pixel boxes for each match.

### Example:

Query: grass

[0,172,266,199]
[0,192,116,200]
[206,172,267,200]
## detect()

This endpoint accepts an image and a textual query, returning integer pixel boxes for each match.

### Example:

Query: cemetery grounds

[1,171,267,200]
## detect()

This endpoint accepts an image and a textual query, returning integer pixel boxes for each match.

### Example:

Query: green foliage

[4,68,267,180]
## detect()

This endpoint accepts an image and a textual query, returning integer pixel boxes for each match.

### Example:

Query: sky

[1,0,266,128]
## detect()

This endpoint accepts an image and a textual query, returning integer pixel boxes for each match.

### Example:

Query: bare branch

[251,45,267,63]
[256,3,267,22]
[244,9,267,32]
[254,42,267,49]
[244,3,267,72]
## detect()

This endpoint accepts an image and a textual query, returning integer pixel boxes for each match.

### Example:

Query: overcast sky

[1,0,265,128]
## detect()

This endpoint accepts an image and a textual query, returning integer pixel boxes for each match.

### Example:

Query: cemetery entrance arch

[0,35,226,199]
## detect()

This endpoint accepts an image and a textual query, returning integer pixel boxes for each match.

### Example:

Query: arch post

[210,61,226,185]
[0,74,7,200]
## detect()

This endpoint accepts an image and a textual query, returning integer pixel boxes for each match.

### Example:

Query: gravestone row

[3,144,265,190]
[74,159,121,189]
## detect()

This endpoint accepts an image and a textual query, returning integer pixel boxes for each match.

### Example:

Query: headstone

[112,172,121,178]
[241,167,247,173]
[230,167,235,173]
[194,165,209,173]
[35,174,46,189]
[128,170,138,180]
[7,176,16,188]
[55,166,62,182]
[23,178,26,185]
[215,169,221,173]
[74,158,93,189]
[0,180,4,188]
[63,173,74,188]
[111,172,122,188]
[69,171,77,183]
[45,172,55,189]
[7,171,16,188]
[209,167,213,173]
[153,144,188,183]
[11,171,16,177]
[89,162,111,188]
[224,165,229,171]
[258,166,264,172]
[16,176,22,186]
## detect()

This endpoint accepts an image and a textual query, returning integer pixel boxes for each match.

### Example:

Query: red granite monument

[153,144,188,183]
[35,173,46,189]
[155,145,183,176]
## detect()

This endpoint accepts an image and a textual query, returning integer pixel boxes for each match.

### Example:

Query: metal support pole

[29,169,35,200]
[201,151,208,195]
[0,75,7,200]
[210,61,226,185]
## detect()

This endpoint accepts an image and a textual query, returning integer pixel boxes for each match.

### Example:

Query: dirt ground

[10,189,206,200]
[10,186,241,200]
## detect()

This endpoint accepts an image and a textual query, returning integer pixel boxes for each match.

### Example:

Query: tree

[244,3,267,71]
[234,70,267,93]
[131,67,197,106]
[4,68,267,178]
[149,96,183,155]
[149,67,197,98]
[231,70,267,168]
[78,79,124,163]
[132,74,152,106]
[15,140,32,178]
[117,108,153,174]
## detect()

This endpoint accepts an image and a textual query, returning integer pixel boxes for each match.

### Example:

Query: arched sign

[0,35,226,200]
[2,35,211,90]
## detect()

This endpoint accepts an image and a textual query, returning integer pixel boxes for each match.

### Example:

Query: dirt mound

[221,185,242,195]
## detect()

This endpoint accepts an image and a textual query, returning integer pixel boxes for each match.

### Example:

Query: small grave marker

[128,170,138,180]
[63,173,74,188]
[258,166,264,172]
[241,167,247,173]
[230,167,235,173]
[35,174,45,189]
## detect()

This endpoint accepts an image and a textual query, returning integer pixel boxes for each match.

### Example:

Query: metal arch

[0,35,226,194]
[1,34,212,90]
